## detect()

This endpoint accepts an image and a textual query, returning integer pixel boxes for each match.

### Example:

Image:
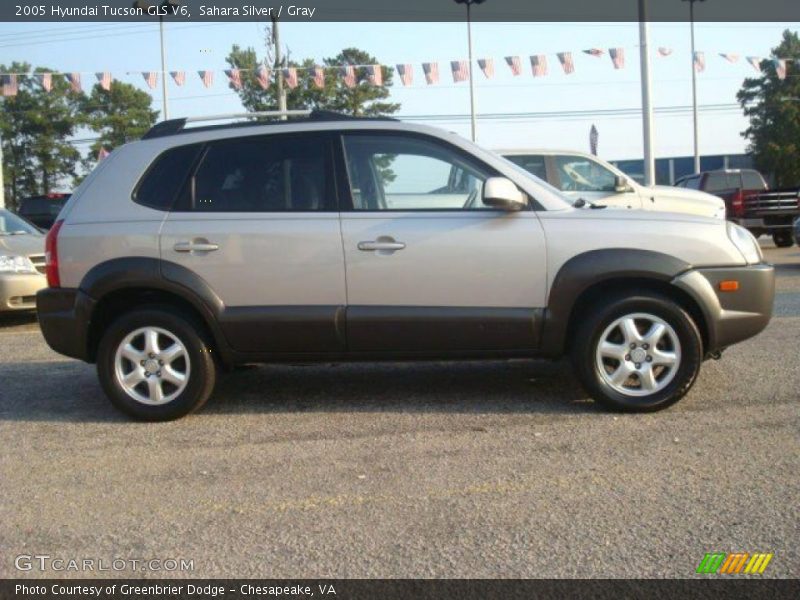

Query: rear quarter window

[133,144,203,211]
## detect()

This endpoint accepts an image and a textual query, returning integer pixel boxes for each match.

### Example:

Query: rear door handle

[173,240,219,253]
[357,241,406,251]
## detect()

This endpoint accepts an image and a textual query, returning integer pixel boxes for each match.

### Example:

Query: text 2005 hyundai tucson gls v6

[37,112,775,421]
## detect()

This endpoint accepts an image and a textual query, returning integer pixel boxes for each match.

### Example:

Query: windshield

[0,209,40,235]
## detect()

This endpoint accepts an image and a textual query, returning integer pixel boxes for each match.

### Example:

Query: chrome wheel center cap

[144,359,159,373]
[630,348,647,363]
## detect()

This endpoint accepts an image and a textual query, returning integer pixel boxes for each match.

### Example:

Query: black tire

[571,293,703,412]
[97,306,217,421]
[772,230,794,248]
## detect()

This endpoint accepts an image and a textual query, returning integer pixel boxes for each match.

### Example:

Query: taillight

[731,190,746,218]
[45,219,63,288]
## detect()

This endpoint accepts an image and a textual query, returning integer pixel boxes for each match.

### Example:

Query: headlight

[726,222,763,264]
[0,255,37,274]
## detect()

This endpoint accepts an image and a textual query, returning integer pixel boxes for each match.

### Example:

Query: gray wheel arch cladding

[541,248,692,356]
[79,257,231,364]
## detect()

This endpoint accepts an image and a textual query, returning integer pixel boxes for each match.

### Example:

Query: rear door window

[179,134,332,212]
[742,171,767,191]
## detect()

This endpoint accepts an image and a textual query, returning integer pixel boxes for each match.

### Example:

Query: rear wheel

[571,293,703,412]
[772,230,794,248]
[97,307,217,421]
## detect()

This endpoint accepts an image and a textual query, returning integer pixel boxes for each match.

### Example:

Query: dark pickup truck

[675,169,800,247]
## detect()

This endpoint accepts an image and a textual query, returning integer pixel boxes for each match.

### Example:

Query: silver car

[36,111,774,420]
[0,209,47,312]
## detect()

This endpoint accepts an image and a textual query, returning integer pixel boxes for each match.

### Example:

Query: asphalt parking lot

[1,242,798,579]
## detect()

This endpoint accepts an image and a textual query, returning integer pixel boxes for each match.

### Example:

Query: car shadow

[0,359,593,423]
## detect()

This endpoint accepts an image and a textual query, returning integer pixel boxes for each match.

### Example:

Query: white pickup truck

[500,149,726,219]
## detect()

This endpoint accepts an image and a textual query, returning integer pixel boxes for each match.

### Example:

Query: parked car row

[33,111,774,420]
[0,209,47,313]
[675,169,800,247]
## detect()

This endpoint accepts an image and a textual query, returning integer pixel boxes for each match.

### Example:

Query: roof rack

[141,109,398,140]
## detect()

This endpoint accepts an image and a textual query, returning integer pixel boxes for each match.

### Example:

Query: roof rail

[141,109,398,140]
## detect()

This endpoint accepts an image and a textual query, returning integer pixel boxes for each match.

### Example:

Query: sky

[1,20,798,161]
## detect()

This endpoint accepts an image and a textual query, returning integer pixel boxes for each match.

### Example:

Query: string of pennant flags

[1,47,795,97]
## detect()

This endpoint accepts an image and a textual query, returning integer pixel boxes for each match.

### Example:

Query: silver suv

[37,111,775,420]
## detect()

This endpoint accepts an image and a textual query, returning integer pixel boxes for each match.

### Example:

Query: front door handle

[358,236,406,253]
[173,240,219,253]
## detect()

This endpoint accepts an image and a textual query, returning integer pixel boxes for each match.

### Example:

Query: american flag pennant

[609,48,625,70]
[65,72,81,93]
[583,48,605,58]
[505,56,522,76]
[97,147,110,162]
[396,64,413,86]
[693,51,706,73]
[1,74,18,97]
[367,65,382,86]
[657,47,673,57]
[283,67,298,89]
[198,70,214,88]
[95,72,112,91]
[719,53,739,64]
[170,71,186,86]
[557,52,575,75]
[530,55,548,77]
[477,58,494,79]
[773,58,787,80]
[224,68,242,90]
[340,65,356,88]
[142,71,158,90]
[255,66,270,90]
[37,72,52,92]
[451,60,470,82]
[422,62,439,85]
[746,56,763,72]
[311,66,325,89]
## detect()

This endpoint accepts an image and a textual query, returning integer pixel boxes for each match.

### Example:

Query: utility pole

[159,15,169,119]
[684,0,705,173]
[455,0,485,142]
[271,16,287,118]
[638,0,655,186]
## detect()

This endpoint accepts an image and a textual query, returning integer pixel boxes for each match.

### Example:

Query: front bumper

[36,287,95,361]
[0,272,47,312]
[672,263,775,353]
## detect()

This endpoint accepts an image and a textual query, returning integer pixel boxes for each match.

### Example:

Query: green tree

[737,30,800,187]
[225,45,400,117]
[1,63,84,209]
[81,80,158,169]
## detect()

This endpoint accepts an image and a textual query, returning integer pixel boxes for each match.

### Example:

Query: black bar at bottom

[2,579,798,600]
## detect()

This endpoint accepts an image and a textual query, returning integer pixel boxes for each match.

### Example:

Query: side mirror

[615,175,631,193]
[482,177,527,211]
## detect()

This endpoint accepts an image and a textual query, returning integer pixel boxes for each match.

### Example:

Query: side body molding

[541,249,692,356]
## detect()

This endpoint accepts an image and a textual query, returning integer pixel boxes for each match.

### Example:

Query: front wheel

[571,294,703,412]
[772,230,794,248]
[97,307,217,421]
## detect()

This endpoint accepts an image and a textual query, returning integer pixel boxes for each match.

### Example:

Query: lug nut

[630,343,636,349]
[158,360,164,366]
[144,371,150,377]
[140,360,146,366]
[149,353,155,359]
[625,354,631,361]
[156,371,162,377]
[646,356,653,362]
[635,363,641,369]
[642,343,649,350]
